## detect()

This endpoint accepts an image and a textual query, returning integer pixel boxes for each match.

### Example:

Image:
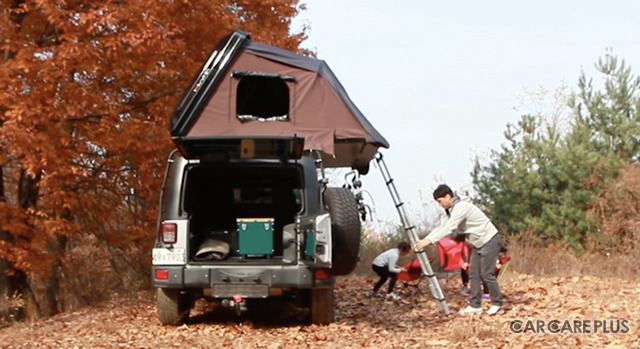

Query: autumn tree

[0,0,307,320]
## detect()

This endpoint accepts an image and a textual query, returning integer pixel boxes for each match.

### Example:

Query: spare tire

[323,187,361,275]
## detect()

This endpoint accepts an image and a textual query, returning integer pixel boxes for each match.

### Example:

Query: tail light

[313,269,330,280]
[155,269,169,280]
[161,222,177,244]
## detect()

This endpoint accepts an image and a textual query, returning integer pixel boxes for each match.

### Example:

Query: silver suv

[152,146,361,324]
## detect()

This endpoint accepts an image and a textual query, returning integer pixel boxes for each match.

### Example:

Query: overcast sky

[291,1,640,230]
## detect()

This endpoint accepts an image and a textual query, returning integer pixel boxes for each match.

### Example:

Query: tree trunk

[0,166,25,321]
[44,235,68,316]
[1,1,43,321]
[4,168,45,320]
[18,168,41,209]
[0,215,40,320]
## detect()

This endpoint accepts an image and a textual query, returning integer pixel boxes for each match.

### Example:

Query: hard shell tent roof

[170,31,389,171]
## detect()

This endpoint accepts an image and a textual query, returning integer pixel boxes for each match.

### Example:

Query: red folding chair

[436,236,469,271]
[397,237,467,296]
[397,257,431,296]
[397,238,511,296]
[397,258,423,282]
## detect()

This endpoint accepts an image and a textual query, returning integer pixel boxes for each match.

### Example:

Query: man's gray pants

[469,234,503,308]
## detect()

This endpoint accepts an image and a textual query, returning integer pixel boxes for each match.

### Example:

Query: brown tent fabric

[170,31,389,169]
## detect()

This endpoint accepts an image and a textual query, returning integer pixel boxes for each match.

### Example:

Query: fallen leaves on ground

[1,272,638,348]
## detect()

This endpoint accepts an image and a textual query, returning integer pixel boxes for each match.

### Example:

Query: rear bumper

[151,265,333,295]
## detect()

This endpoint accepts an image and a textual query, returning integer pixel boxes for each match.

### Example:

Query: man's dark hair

[433,184,454,200]
[397,241,410,251]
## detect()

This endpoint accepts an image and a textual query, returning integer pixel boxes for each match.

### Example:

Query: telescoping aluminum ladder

[374,153,451,315]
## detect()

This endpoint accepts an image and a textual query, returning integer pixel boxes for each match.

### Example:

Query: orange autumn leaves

[0,0,307,309]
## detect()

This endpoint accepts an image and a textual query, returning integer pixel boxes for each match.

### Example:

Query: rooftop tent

[170,31,389,171]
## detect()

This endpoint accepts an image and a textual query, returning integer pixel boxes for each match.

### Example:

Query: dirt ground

[1,270,638,349]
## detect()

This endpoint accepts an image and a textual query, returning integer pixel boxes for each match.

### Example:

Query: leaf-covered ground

[1,272,638,348]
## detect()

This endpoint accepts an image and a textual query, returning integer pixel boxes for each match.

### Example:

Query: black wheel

[156,288,191,325]
[309,287,334,325]
[323,187,361,276]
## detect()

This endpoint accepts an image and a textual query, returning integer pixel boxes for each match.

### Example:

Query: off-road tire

[323,187,361,276]
[156,288,191,325]
[309,286,334,325]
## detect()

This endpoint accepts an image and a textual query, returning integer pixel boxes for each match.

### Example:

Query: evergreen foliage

[472,54,640,251]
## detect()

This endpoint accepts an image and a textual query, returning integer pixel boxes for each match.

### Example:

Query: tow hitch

[221,294,247,315]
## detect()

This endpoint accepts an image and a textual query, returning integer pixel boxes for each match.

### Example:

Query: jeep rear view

[151,31,389,325]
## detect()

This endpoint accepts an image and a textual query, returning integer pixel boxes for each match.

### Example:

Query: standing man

[414,184,503,315]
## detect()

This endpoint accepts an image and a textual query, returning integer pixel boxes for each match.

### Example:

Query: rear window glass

[182,164,303,218]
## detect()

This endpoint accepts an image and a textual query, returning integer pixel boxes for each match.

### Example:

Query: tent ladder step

[373,152,450,315]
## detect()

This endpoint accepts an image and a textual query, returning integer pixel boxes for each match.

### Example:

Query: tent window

[236,76,290,122]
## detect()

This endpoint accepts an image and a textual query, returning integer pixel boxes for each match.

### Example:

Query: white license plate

[152,248,186,265]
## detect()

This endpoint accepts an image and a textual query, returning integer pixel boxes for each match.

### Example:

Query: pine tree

[472,53,639,252]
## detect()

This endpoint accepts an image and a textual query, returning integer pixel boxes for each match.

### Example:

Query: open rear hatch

[169,31,389,172]
[183,161,304,264]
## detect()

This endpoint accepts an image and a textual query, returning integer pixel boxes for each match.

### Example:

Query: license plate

[152,248,186,265]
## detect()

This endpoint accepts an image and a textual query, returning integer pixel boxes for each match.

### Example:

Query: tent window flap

[234,72,292,123]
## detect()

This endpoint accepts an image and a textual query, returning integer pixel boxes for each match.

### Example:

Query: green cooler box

[237,218,274,255]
